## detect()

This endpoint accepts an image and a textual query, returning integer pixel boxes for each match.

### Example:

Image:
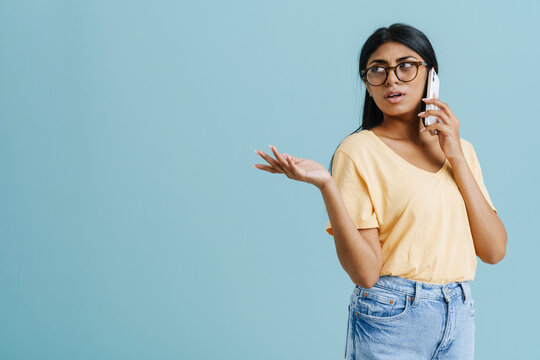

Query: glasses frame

[360,61,431,86]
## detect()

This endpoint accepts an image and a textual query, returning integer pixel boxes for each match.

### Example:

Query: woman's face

[363,41,428,118]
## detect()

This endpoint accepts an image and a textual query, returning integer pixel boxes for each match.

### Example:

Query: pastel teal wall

[1,0,537,359]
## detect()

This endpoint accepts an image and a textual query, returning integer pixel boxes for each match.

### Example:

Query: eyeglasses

[360,61,431,86]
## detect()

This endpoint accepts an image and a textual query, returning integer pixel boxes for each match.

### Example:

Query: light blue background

[1,0,537,359]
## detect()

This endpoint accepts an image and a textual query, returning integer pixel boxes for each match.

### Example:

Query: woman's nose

[386,68,400,85]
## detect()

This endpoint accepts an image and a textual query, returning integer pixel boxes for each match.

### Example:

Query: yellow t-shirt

[325,129,497,285]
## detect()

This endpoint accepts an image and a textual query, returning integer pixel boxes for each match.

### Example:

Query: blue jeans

[344,275,475,359]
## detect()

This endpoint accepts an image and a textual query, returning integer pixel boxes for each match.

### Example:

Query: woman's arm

[419,97,508,264]
[253,145,382,288]
[449,156,507,264]
[320,178,382,288]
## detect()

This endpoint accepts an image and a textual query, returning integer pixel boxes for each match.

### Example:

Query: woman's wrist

[318,176,336,191]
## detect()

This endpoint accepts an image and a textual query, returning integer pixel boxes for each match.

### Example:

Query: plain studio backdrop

[0,0,537,359]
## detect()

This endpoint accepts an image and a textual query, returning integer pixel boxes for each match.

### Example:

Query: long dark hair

[328,23,439,174]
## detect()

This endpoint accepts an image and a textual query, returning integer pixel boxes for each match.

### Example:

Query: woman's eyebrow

[368,56,417,66]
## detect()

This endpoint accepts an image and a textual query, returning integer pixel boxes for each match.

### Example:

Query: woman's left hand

[418,97,465,161]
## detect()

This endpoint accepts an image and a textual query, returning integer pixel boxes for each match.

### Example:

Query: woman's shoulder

[335,129,375,156]
[458,137,483,172]
[458,137,476,157]
[459,136,472,148]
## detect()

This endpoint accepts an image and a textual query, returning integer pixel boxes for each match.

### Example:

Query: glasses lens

[396,62,417,82]
[366,66,386,86]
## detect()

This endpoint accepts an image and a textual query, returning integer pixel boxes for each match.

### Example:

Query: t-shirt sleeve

[469,143,498,214]
[325,149,379,236]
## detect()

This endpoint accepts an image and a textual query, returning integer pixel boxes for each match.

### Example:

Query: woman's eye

[369,67,385,73]
[398,62,413,68]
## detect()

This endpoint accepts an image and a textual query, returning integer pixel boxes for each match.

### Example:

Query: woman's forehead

[368,42,422,63]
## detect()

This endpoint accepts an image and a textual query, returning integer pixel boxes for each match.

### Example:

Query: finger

[280,154,296,177]
[287,153,302,162]
[268,145,294,176]
[418,110,449,125]
[269,144,290,170]
[283,153,300,164]
[286,154,298,174]
[285,155,305,181]
[423,98,456,120]
[255,149,285,171]
[253,163,281,173]
[422,98,452,117]
[420,122,449,135]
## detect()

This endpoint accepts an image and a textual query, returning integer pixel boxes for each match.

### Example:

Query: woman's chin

[381,107,415,117]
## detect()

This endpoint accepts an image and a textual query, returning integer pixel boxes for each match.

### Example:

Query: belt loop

[412,282,421,307]
[459,282,469,304]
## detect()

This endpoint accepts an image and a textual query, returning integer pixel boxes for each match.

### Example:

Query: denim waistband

[354,275,472,304]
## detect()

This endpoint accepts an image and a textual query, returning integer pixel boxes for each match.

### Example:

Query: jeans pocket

[353,286,410,322]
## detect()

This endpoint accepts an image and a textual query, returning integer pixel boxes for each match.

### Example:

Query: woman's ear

[364,81,372,98]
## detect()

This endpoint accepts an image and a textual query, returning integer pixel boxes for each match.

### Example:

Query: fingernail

[418,112,425,116]
[422,98,429,101]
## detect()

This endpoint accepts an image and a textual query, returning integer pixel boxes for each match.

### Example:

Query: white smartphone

[423,67,440,135]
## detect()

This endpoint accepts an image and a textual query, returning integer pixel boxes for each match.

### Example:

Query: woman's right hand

[253,144,333,189]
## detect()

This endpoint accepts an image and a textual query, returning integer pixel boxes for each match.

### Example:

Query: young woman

[253,23,507,359]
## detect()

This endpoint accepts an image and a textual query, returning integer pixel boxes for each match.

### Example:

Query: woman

[253,23,507,359]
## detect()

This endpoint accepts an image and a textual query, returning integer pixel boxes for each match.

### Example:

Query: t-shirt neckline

[365,129,448,176]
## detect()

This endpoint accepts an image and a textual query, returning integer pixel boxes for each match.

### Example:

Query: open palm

[254,144,331,189]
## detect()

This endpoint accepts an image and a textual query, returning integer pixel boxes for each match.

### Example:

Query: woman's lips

[385,94,405,103]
